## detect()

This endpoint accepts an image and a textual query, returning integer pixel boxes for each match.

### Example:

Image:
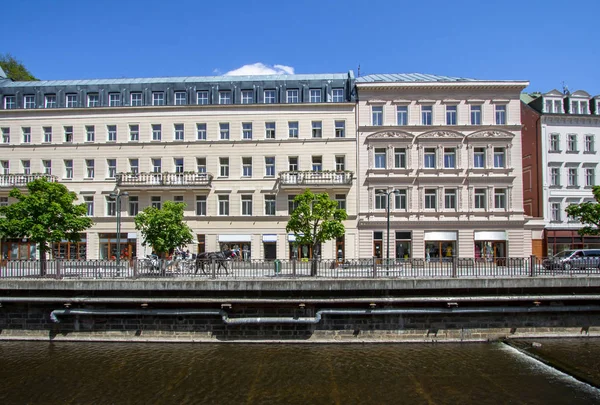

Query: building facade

[522,90,600,255]
[356,74,531,261]
[0,71,358,260]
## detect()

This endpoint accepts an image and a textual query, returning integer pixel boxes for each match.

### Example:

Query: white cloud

[224,63,295,76]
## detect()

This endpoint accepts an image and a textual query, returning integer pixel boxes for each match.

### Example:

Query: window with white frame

[586,168,595,187]
[394,148,406,168]
[336,194,347,210]
[288,122,299,138]
[494,188,506,209]
[470,105,482,125]
[264,90,276,104]
[493,147,505,168]
[241,90,253,104]
[374,148,386,169]
[64,160,73,179]
[444,189,457,209]
[45,95,57,108]
[64,126,73,143]
[107,159,117,178]
[288,195,298,214]
[195,196,207,216]
[424,148,436,169]
[130,92,142,106]
[549,133,560,152]
[219,123,230,140]
[567,134,577,152]
[174,124,184,141]
[311,121,322,138]
[109,93,121,107]
[265,122,276,139]
[312,156,322,171]
[87,93,99,107]
[129,158,139,175]
[219,195,229,216]
[152,124,162,141]
[265,157,275,177]
[242,123,252,140]
[585,135,595,153]
[129,124,138,141]
[552,99,563,113]
[152,158,161,173]
[128,196,139,216]
[43,127,52,143]
[372,106,383,126]
[42,160,51,174]
[151,196,161,209]
[397,105,408,125]
[197,91,208,105]
[84,197,94,216]
[375,189,387,210]
[568,168,578,187]
[0,160,9,175]
[473,147,485,168]
[1,128,9,143]
[22,127,31,143]
[446,105,457,125]
[309,89,321,103]
[288,157,298,171]
[107,125,117,142]
[24,95,35,109]
[443,148,456,169]
[4,95,16,109]
[424,189,437,209]
[219,157,229,177]
[332,88,344,102]
[335,156,345,172]
[66,94,77,108]
[106,197,116,216]
[421,105,432,125]
[218,91,231,105]
[21,160,29,174]
[152,92,165,106]
[0,196,7,207]
[242,157,252,177]
[551,202,561,221]
[495,105,507,125]
[174,91,186,105]
[174,158,184,173]
[395,190,407,210]
[286,89,299,103]
[335,121,345,138]
[86,125,95,142]
[571,100,588,115]
[241,195,253,216]
[196,123,207,140]
[550,167,560,186]
[196,157,206,173]
[265,195,276,215]
[474,188,486,209]
[86,159,95,178]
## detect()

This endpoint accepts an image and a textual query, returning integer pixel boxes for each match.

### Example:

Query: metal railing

[116,172,213,188]
[0,174,58,188]
[279,171,353,186]
[1,257,599,280]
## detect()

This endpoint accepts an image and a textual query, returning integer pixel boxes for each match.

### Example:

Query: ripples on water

[1,340,599,404]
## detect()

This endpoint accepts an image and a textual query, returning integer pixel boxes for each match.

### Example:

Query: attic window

[545,99,563,114]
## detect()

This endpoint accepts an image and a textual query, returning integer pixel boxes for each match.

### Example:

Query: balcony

[116,172,213,190]
[279,171,353,189]
[0,174,58,189]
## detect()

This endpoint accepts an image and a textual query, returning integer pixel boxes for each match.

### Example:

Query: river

[1,339,599,404]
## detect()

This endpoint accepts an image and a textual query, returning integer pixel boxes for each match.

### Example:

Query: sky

[1,0,599,94]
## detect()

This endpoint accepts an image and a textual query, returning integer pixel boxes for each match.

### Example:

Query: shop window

[52,236,87,260]
[197,234,206,255]
[99,233,137,260]
[425,241,455,262]
[1,239,37,261]
[395,231,411,260]
[264,243,277,260]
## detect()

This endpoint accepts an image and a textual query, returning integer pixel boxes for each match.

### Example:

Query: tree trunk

[311,242,319,277]
[39,243,47,276]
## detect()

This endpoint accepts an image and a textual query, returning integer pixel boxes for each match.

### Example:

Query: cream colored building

[0,71,357,260]
[355,74,531,261]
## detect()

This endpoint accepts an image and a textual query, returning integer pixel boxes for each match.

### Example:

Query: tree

[286,189,347,275]
[0,179,93,273]
[134,200,194,259]
[565,186,600,236]
[0,54,38,81]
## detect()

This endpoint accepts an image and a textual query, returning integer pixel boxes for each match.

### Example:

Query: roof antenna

[357,64,361,77]
[562,81,570,95]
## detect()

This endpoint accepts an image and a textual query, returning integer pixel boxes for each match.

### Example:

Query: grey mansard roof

[357,73,475,83]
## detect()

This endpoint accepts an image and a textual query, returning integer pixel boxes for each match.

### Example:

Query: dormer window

[545,99,563,113]
[571,100,588,115]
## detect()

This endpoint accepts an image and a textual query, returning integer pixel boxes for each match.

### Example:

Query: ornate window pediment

[417,130,464,140]
[366,131,414,140]
[467,130,514,140]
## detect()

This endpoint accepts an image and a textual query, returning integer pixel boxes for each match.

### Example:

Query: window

[219,123,230,140]
[84,197,94,216]
[196,157,206,173]
[264,90,276,104]
[493,147,505,168]
[128,196,139,216]
[151,196,161,209]
[129,158,139,175]
[152,92,165,106]
[571,100,587,115]
[239,122,252,140]
[0,160,8,174]
[443,148,456,169]
[129,125,139,141]
[109,93,121,107]
[335,121,345,138]
[288,157,298,171]
[421,105,432,125]
[64,126,73,143]
[394,190,407,210]
[424,189,437,209]
[130,92,142,106]
[174,158,184,173]
[312,156,322,172]
[241,90,253,104]
[196,123,207,140]
[197,91,208,105]
[470,105,482,125]
[265,195,276,215]
[551,202,561,221]
[567,134,578,152]
[288,122,299,138]
[474,188,486,209]
[66,94,77,108]
[85,125,95,142]
[87,93,99,107]
[218,195,229,215]
[394,148,406,168]
[472,147,485,168]
[495,105,507,125]
[494,188,507,209]
[106,197,116,216]
[336,194,347,210]
[585,135,595,153]
[374,148,386,169]
[43,127,52,143]
[550,167,560,186]
[332,88,344,102]
[265,122,276,139]
[424,148,436,169]
[45,95,57,108]
[309,89,321,103]
[85,159,95,178]
[397,106,408,125]
[550,134,560,152]
[22,127,31,144]
[568,168,578,187]
[375,189,387,210]
[444,189,456,209]
[446,105,457,125]
[152,124,162,141]
[372,106,383,126]
[218,91,232,105]
[4,95,16,109]
[219,157,229,177]
[174,124,184,141]
[551,99,562,113]
[24,95,35,109]
[195,196,207,216]
[107,125,117,142]
[265,157,275,177]
[335,156,345,172]
[42,160,51,175]
[1,128,9,143]
[64,160,73,179]
[152,158,161,173]
[0,197,7,207]
[241,195,253,216]
[107,159,117,178]
[242,157,252,177]
[586,168,595,187]
[174,91,186,105]
[288,195,298,214]
[312,121,322,138]
[287,89,299,103]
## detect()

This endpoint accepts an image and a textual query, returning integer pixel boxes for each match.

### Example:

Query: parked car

[543,249,600,270]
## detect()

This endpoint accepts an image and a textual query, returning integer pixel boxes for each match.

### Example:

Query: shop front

[424,231,457,262]
[474,231,507,264]
[51,235,87,260]
[99,233,137,261]
[395,231,411,260]
[1,239,36,262]
[288,234,320,260]
[219,234,251,260]
[546,230,600,256]
[263,234,277,260]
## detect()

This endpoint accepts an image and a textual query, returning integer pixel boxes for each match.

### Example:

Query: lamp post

[109,190,129,266]
[377,189,400,266]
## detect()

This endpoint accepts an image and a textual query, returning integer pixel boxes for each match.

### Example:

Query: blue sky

[1,0,598,94]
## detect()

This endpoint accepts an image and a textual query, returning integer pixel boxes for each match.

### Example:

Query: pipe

[50,305,600,324]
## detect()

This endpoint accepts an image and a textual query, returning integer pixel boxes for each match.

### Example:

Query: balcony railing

[116,172,213,188]
[279,171,353,187]
[0,174,58,188]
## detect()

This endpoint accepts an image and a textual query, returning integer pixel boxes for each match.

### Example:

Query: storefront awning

[218,235,251,243]
[424,231,457,241]
[474,231,507,241]
[262,234,277,242]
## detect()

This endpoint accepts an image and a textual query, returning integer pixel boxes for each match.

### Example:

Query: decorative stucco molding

[417,130,464,140]
[467,130,515,140]
[366,131,414,140]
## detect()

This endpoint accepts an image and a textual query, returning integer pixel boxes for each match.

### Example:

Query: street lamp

[377,189,400,266]
[109,190,129,266]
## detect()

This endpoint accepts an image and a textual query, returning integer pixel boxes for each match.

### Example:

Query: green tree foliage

[565,186,600,236]
[286,189,347,275]
[0,54,38,81]
[0,179,93,271]
[134,200,194,258]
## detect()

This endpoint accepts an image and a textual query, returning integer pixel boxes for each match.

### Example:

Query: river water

[1,339,599,404]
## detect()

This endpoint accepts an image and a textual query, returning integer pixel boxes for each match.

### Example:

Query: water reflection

[0,341,599,404]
